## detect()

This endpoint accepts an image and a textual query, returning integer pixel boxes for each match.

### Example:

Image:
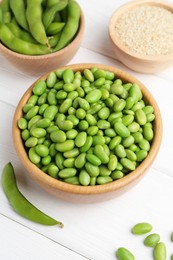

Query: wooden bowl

[12,63,162,203]
[0,10,84,76]
[109,0,173,73]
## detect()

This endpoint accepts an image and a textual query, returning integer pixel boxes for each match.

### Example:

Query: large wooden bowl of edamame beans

[12,64,162,203]
[0,0,85,76]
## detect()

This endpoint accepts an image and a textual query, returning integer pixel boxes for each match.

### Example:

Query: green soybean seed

[135,109,147,125]
[111,170,124,180]
[63,69,74,84]
[86,154,101,166]
[132,222,152,235]
[85,89,102,103]
[63,158,75,168]
[50,130,66,143]
[116,247,135,260]
[35,144,49,157]
[79,170,90,186]
[74,153,86,168]
[108,154,117,171]
[153,242,166,260]
[96,176,113,185]
[18,117,27,130]
[63,176,80,185]
[47,164,59,178]
[32,80,46,96]
[83,69,94,82]
[94,145,109,164]
[29,147,41,164]
[144,233,160,247]
[85,162,100,177]
[55,140,74,152]
[75,132,87,147]
[114,122,130,138]
[25,137,38,148]
[58,168,77,178]
[31,128,47,138]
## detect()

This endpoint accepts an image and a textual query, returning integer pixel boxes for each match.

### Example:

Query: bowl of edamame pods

[13,64,162,203]
[108,0,173,73]
[0,0,85,76]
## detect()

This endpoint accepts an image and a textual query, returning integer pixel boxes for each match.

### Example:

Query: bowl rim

[0,8,85,60]
[109,0,173,61]
[12,63,162,195]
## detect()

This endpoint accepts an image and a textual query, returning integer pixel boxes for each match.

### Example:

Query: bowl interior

[109,0,173,61]
[12,63,162,196]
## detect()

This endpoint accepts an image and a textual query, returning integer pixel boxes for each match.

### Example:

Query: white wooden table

[1,1,173,259]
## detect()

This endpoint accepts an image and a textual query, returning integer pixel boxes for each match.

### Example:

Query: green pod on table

[1,163,64,227]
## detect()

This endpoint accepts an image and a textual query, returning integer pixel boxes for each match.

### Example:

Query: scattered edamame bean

[116,247,135,260]
[132,222,152,235]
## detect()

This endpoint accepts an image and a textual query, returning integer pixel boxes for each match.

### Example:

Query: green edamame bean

[86,154,101,166]
[29,147,40,164]
[63,148,79,158]
[21,129,30,141]
[136,150,148,162]
[144,233,160,247]
[132,222,152,235]
[116,247,135,260]
[25,106,39,120]
[87,126,98,136]
[59,98,72,113]
[63,158,75,168]
[143,105,154,115]
[54,0,80,50]
[98,107,110,119]
[126,149,137,161]
[120,158,135,171]
[38,93,47,106]
[153,242,166,260]
[79,170,90,186]
[26,0,48,45]
[58,168,77,178]
[47,164,59,178]
[135,109,147,125]
[78,120,89,131]
[66,129,78,139]
[96,176,113,185]
[83,69,94,82]
[97,120,110,129]
[113,99,126,112]
[75,108,86,119]
[55,152,64,169]
[25,137,38,147]
[138,139,150,151]
[123,135,134,148]
[85,162,100,177]
[143,125,154,141]
[50,130,66,143]
[108,154,117,171]
[55,140,74,152]
[47,72,57,88]
[1,163,63,227]
[63,176,79,185]
[18,117,27,130]
[128,122,140,133]
[86,114,97,126]
[132,132,143,143]
[22,103,33,113]
[85,89,102,103]
[43,105,58,121]
[99,166,111,176]
[111,170,124,180]
[94,145,109,164]
[115,144,126,158]
[129,83,142,103]
[47,125,59,133]
[122,114,134,126]
[109,136,122,150]
[146,113,155,122]
[80,136,93,153]
[36,118,51,128]
[75,132,87,147]
[74,153,86,168]
[33,80,46,96]
[114,122,130,138]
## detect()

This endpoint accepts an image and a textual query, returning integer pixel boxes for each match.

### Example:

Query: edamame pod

[10,0,28,30]
[54,0,80,51]
[1,163,63,227]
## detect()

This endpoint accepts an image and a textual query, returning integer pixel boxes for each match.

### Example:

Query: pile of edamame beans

[18,67,155,186]
[0,0,81,55]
